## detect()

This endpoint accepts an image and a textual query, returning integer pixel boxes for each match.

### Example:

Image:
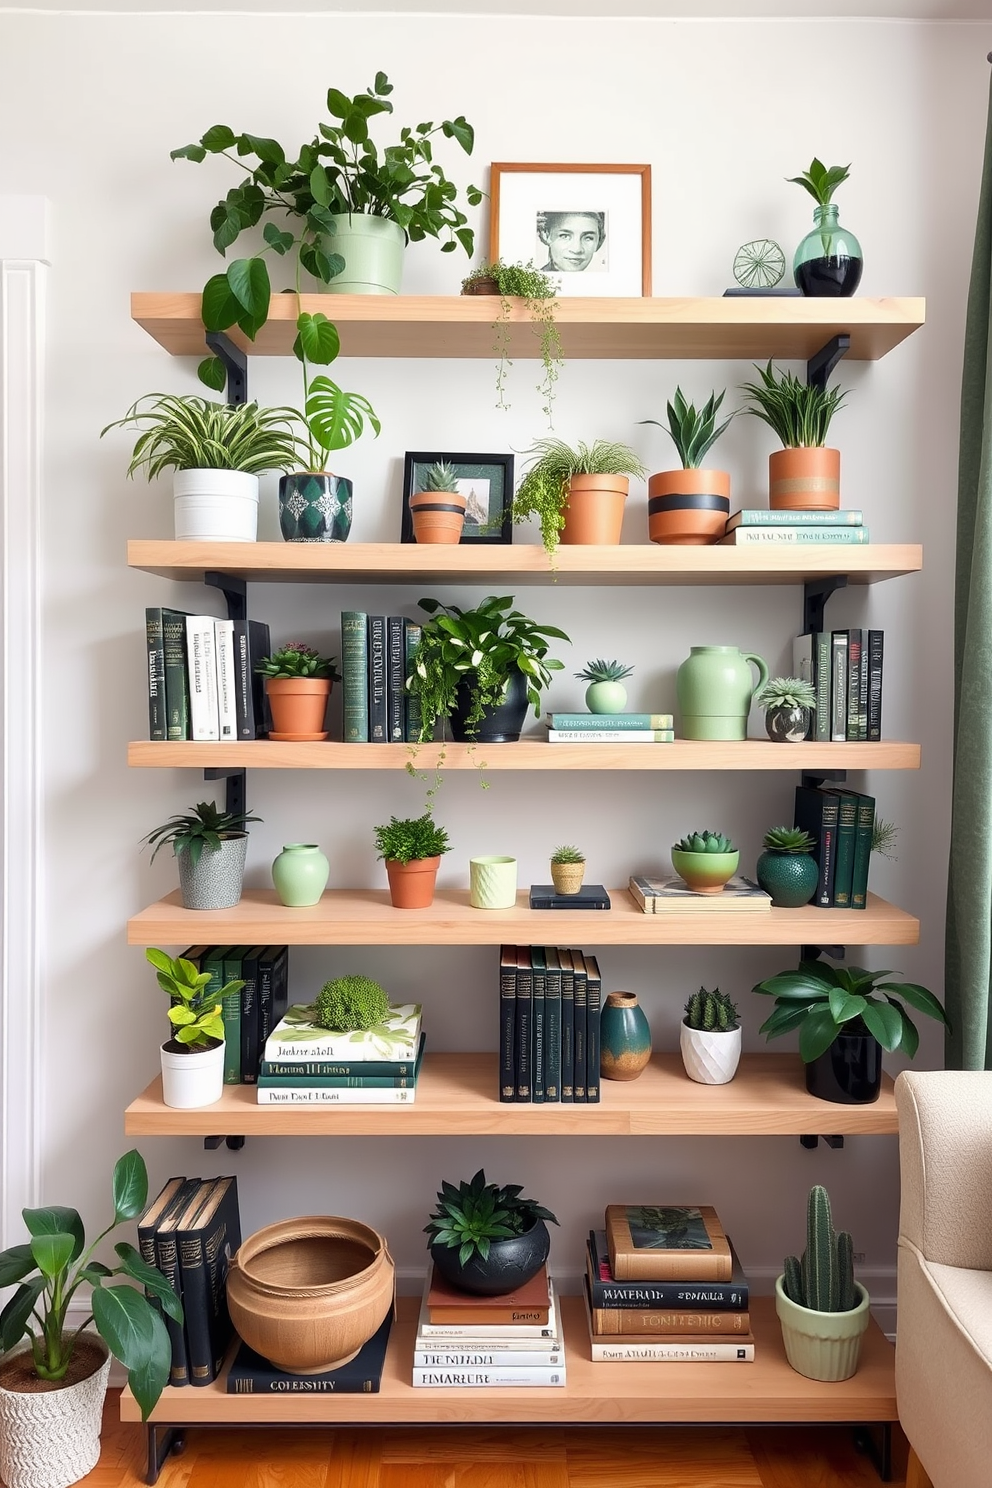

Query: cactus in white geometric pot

[680,986,742,1084]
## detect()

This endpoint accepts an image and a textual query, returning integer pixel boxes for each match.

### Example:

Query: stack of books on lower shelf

[583,1206,754,1363]
[544,712,675,743]
[719,509,869,546]
[226,1310,393,1394]
[628,877,771,913]
[413,1265,565,1387]
[183,945,290,1086]
[257,1003,424,1104]
[137,1174,242,1388]
[499,946,601,1104]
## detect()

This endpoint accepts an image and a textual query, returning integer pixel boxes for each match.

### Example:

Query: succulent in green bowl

[671,829,740,894]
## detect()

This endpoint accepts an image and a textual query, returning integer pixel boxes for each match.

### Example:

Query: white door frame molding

[0,196,50,1247]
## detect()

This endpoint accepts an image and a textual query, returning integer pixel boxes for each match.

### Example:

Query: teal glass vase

[793,204,863,297]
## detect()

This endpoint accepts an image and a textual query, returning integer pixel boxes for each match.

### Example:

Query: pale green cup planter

[670,848,739,894]
[469,856,518,910]
[775,1275,870,1382]
[323,213,405,295]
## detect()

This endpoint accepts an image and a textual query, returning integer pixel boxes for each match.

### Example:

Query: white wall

[0,11,987,1310]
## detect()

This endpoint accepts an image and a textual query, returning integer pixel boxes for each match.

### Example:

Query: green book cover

[851,793,876,910]
[404,621,423,743]
[531,946,546,1105]
[199,946,234,1083]
[543,947,561,1103]
[145,608,167,741]
[814,631,831,743]
[162,607,191,741]
[826,791,859,908]
[341,610,369,742]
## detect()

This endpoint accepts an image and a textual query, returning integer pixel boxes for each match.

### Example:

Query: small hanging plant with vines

[461,260,563,426]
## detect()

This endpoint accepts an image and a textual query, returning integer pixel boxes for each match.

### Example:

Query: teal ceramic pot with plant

[676,646,769,740]
[600,992,652,1081]
[272,843,330,907]
[279,473,353,543]
[756,827,819,908]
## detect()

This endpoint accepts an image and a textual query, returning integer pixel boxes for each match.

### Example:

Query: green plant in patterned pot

[671,829,740,894]
[755,826,819,908]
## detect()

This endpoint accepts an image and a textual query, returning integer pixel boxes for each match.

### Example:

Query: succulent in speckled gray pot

[142,799,262,911]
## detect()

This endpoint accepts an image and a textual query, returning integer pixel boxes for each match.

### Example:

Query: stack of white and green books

[257,1003,424,1104]
[719,509,869,545]
[545,712,675,743]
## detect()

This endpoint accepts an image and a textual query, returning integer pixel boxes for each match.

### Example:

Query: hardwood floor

[71,1395,909,1488]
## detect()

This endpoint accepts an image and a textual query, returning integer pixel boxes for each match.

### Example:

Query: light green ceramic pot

[775,1275,870,1381]
[585,680,627,713]
[322,213,405,295]
[670,848,739,894]
[676,645,769,740]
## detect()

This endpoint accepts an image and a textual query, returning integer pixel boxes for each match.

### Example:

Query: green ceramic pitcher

[676,645,769,740]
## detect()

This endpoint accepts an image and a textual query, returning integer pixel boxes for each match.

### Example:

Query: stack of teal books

[257,1003,424,1104]
[719,509,868,545]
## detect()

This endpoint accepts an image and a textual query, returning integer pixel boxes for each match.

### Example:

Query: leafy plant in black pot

[424,1169,559,1296]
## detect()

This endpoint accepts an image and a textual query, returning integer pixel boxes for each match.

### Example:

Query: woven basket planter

[0,1336,111,1488]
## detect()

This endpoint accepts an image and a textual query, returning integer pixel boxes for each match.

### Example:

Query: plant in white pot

[145,947,239,1108]
[0,1150,178,1488]
[142,798,262,910]
[680,987,742,1084]
[775,1183,869,1382]
[100,393,303,541]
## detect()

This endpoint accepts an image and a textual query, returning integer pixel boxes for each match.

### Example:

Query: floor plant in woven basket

[775,1183,869,1382]
[671,829,740,894]
[640,386,736,544]
[680,987,742,1084]
[0,1150,177,1488]
[755,826,818,907]
[575,658,633,714]
[550,844,586,895]
[424,1168,559,1296]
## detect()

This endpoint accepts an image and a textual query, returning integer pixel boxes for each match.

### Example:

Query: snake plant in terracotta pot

[640,387,736,545]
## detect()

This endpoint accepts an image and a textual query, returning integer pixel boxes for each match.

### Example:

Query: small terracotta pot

[769,448,840,510]
[550,861,585,895]
[561,474,629,545]
[385,855,441,908]
[265,677,332,740]
[409,486,467,545]
[462,277,500,296]
[648,469,731,545]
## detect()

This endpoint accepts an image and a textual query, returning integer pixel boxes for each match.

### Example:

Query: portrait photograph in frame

[401,452,514,545]
[489,163,652,298]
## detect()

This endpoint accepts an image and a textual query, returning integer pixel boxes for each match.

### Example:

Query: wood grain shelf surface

[126,888,919,948]
[127,539,924,588]
[130,292,924,363]
[127,739,921,771]
[118,1294,896,1426]
[123,1053,897,1138]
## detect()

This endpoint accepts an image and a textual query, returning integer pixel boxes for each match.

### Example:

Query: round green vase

[600,991,652,1081]
[585,680,627,714]
[272,843,330,907]
[755,849,818,908]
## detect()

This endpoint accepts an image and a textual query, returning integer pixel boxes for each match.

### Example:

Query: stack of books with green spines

[499,946,601,1105]
[182,945,289,1086]
[257,1003,424,1104]
[412,1265,565,1387]
[583,1207,754,1363]
[341,610,423,743]
[545,712,675,742]
[719,509,868,545]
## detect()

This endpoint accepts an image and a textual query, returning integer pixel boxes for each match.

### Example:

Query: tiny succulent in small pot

[757,676,817,743]
[409,461,467,545]
[374,813,451,909]
[424,1168,559,1296]
[671,830,740,896]
[313,975,390,1031]
[142,799,261,912]
[640,388,736,545]
[680,986,741,1085]
[550,844,586,896]
[146,947,237,1109]
[756,827,819,908]
[256,643,341,681]
[512,438,648,559]
[575,658,633,714]
[461,259,563,424]
[776,1183,869,1382]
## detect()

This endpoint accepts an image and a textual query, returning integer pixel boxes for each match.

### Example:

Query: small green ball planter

[585,680,628,714]
[671,848,739,894]
[756,848,818,908]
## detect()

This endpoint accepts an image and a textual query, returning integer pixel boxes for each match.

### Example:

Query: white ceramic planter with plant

[146,947,240,1108]
[776,1184,870,1382]
[679,987,742,1084]
[142,799,262,912]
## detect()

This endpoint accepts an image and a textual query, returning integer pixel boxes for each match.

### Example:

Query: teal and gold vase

[279,473,353,543]
[600,991,652,1082]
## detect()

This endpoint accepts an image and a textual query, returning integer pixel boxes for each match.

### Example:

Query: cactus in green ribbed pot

[783,1184,856,1312]
[775,1181,868,1382]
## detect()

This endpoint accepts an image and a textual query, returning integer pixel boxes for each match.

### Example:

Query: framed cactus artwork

[401,451,514,544]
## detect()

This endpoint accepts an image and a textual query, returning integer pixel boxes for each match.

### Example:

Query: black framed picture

[401,452,514,545]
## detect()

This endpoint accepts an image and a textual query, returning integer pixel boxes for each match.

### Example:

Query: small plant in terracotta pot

[640,387,736,545]
[409,461,467,545]
[257,642,341,741]
[680,986,742,1085]
[575,658,633,714]
[146,946,237,1109]
[739,360,848,511]
[373,812,451,908]
[757,676,817,742]
[671,829,740,894]
[550,844,586,895]
[512,437,647,560]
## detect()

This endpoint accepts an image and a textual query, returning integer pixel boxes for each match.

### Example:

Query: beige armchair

[895,1069,992,1488]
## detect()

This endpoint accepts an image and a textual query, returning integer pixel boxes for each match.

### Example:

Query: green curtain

[946,68,992,1069]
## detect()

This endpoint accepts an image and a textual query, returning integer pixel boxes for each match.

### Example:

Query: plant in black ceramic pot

[756,676,817,743]
[424,1169,559,1296]
[752,958,949,1104]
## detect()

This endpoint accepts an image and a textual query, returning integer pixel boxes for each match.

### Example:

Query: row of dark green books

[182,945,289,1084]
[794,785,875,910]
[793,628,884,743]
[137,1174,241,1388]
[341,610,423,743]
[144,608,271,742]
[499,945,601,1104]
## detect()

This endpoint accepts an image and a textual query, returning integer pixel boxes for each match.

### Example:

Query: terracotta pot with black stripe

[648,468,731,545]
[409,485,467,544]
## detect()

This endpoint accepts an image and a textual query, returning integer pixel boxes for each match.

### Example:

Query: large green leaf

[880,981,949,1025]
[22,1205,85,1260]
[798,1006,843,1063]
[227,257,270,321]
[114,1243,183,1324]
[92,1287,171,1422]
[0,1276,45,1350]
[295,312,340,366]
[240,134,284,166]
[861,999,904,1051]
[201,274,240,334]
[827,987,866,1024]
[200,124,236,154]
[442,116,474,154]
[29,1232,75,1281]
[0,1244,36,1287]
[305,376,381,454]
[112,1150,148,1224]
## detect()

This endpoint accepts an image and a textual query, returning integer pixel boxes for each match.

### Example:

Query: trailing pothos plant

[461,259,562,424]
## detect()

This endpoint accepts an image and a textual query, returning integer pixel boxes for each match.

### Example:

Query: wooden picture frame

[401,452,514,545]
[489,163,652,298]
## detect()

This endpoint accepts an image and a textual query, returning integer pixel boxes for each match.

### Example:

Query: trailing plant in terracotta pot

[575,658,633,714]
[373,812,451,908]
[776,1184,869,1382]
[257,642,341,740]
[145,946,238,1109]
[640,387,736,545]
[740,360,848,511]
[680,986,742,1085]
[461,259,563,424]
[142,798,262,910]
[756,675,817,742]
[0,1150,177,1488]
[409,461,467,545]
[755,826,818,908]
[100,393,303,542]
[512,437,647,559]
[424,1168,559,1296]
[671,829,740,894]
[550,844,586,895]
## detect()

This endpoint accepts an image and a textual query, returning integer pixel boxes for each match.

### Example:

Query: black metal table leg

[853,1421,893,1480]
[146,1424,186,1485]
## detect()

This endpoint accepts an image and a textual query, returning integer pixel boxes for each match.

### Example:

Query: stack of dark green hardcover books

[179,946,289,1085]
[499,946,601,1105]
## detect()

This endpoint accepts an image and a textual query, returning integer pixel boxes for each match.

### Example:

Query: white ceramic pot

[160,1038,225,1109]
[775,1275,870,1381]
[173,469,259,542]
[0,1335,111,1488]
[679,1021,742,1084]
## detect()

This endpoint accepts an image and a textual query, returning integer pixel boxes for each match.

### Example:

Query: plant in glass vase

[788,158,863,297]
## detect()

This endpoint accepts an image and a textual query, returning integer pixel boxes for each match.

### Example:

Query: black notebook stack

[226,1311,393,1393]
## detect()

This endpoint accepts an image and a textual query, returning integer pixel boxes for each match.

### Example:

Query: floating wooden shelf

[119,1293,896,1426]
[127,539,923,588]
[127,887,919,949]
[128,738,922,772]
[130,292,924,364]
[124,1053,897,1138]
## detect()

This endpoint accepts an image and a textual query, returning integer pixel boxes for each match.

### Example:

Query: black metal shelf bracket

[807,333,850,391]
[204,570,247,624]
[803,574,847,636]
[203,1134,246,1152]
[800,1134,846,1151]
[801,769,846,790]
[205,330,248,407]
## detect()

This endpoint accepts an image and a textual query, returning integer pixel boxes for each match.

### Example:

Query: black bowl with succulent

[424,1169,558,1296]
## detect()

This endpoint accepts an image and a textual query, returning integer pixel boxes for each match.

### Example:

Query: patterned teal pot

[600,991,652,1081]
[756,848,818,908]
[279,473,353,543]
